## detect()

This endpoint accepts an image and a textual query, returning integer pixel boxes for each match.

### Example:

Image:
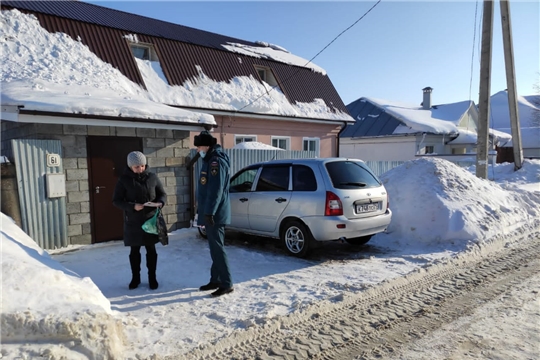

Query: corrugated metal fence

[189,148,317,197]
[11,139,68,249]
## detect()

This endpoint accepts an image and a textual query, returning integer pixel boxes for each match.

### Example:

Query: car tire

[345,235,372,246]
[197,226,207,239]
[281,220,312,258]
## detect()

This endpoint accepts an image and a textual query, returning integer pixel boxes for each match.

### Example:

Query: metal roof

[341,98,401,138]
[1,0,256,50]
[2,0,350,116]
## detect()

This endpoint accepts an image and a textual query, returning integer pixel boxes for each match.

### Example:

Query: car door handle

[275,197,287,203]
[240,198,249,203]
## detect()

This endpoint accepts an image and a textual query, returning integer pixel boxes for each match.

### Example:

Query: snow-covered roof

[232,141,285,150]
[222,42,326,75]
[364,97,473,135]
[497,127,540,148]
[489,90,540,129]
[0,9,353,126]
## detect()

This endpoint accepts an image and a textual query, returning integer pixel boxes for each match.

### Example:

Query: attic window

[130,43,159,62]
[254,65,280,89]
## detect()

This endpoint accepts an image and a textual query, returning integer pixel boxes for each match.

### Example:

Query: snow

[0,9,353,124]
[2,158,540,359]
[361,97,475,135]
[221,41,326,75]
[2,6,540,360]
[232,141,285,150]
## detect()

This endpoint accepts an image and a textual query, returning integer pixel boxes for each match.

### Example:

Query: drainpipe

[337,121,348,157]
[186,152,200,225]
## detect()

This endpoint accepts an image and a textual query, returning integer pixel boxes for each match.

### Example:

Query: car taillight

[387,193,390,210]
[325,191,343,216]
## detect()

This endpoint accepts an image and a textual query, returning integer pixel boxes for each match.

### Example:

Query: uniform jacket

[197,145,231,226]
[112,166,167,246]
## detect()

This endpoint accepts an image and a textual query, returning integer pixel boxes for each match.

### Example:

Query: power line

[235,0,383,114]
[468,0,480,104]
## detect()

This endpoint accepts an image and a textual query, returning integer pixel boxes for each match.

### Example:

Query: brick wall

[1,121,192,245]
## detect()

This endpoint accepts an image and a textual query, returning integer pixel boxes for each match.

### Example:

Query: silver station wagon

[199,158,392,257]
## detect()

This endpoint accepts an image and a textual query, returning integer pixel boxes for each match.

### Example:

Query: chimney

[422,87,433,110]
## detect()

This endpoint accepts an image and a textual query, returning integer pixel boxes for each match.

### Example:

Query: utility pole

[500,0,523,170]
[476,0,494,179]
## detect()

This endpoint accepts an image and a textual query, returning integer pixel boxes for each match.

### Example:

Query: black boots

[147,253,159,290]
[128,252,141,290]
[129,251,158,290]
[199,282,220,291]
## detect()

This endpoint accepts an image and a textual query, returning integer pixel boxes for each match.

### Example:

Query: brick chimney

[422,87,433,110]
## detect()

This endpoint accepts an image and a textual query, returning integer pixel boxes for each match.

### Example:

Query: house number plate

[47,154,61,167]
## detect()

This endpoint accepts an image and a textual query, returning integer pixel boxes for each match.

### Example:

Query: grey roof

[341,98,401,138]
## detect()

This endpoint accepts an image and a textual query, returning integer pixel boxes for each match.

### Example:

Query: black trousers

[205,224,233,288]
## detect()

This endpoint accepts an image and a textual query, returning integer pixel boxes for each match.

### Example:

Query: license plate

[356,203,379,213]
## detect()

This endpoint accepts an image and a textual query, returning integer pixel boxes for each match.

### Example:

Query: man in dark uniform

[194,130,233,297]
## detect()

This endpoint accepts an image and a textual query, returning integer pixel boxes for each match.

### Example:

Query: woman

[113,151,166,290]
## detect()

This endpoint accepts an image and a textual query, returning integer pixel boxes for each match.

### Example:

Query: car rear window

[325,161,381,189]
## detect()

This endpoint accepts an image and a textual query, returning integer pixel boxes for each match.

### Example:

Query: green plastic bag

[142,209,160,235]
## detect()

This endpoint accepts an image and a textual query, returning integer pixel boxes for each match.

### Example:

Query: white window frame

[235,135,257,144]
[303,137,320,157]
[130,42,159,62]
[254,65,280,89]
[271,136,290,150]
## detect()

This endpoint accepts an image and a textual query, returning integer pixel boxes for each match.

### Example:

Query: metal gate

[11,139,68,249]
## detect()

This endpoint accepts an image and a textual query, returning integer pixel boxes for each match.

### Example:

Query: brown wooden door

[87,136,142,243]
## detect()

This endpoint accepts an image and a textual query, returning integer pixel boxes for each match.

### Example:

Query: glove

[204,214,215,226]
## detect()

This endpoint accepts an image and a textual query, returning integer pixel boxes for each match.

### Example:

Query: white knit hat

[127,151,146,167]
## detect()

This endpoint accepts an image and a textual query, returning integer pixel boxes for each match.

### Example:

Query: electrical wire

[235,0,383,114]
[468,0,479,104]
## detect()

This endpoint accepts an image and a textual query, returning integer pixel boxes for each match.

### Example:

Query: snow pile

[232,141,285,150]
[0,214,125,359]
[380,158,540,247]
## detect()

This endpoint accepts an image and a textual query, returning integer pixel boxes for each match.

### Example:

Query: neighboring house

[0,1,352,248]
[340,87,484,162]
[488,90,540,161]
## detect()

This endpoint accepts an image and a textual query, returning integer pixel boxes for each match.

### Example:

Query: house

[339,87,513,163]
[0,1,352,249]
[488,90,540,161]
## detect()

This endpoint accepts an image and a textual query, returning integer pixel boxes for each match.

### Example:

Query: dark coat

[197,145,231,226]
[112,166,167,246]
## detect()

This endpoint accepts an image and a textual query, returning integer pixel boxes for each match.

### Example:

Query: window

[256,166,290,191]
[303,137,320,157]
[293,166,317,191]
[230,167,259,193]
[130,43,160,61]
[425,146,434,154]
[254,65,281,89]
[325,161,381,189]
[271,136,290,150]
[235,135,257,144]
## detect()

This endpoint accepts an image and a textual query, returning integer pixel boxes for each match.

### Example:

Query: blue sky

[88,1,539,107]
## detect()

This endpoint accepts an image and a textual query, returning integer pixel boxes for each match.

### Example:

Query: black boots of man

[128,250,158,290]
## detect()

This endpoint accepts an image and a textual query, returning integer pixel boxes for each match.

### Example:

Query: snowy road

[181,235,540,359]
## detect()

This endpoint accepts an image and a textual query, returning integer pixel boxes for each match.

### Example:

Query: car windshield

[325,161,381,189]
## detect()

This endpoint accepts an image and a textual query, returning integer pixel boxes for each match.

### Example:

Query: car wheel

[281,220,312,258]
[345,235,372,246]
[197,226,207,239]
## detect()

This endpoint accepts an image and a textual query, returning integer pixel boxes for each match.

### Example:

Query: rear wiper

[340,182,367,187]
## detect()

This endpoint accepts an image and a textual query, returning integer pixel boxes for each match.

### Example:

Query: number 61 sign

[46,153,61,167]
